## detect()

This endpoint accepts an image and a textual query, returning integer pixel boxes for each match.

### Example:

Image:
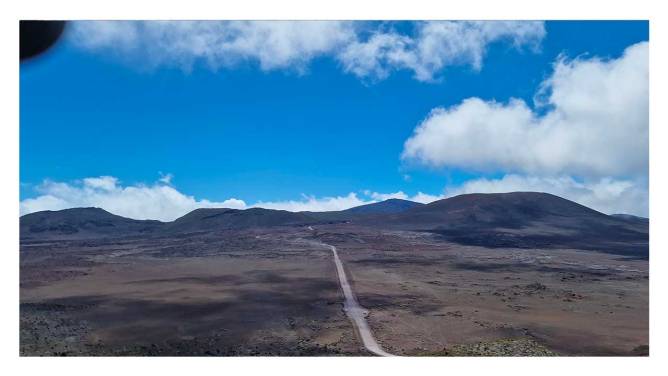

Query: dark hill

[381,192,609,228]
[304,199,424,222]
[165,207,317,233]
[20,207,162,240]
[612,213,649,224]
[367,192,648,256]
[342,198,424,215]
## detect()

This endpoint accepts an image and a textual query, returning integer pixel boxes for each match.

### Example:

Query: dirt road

[327,243,395,357]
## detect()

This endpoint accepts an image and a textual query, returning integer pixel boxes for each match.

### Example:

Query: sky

[19,21,649,221]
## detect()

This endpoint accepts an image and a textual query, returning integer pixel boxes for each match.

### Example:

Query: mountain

[303,199,424,223]
[17,198,424,239]
[376,192,609,228]
[20,207,162,240]
[164,207,317,234]
[21,207,320,239]
[611,213,649,224]
[342,198,424,215]
[19,194,649,257]
[367,192,648,255]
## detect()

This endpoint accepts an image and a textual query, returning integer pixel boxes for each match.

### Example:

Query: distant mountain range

[20,192,649,257]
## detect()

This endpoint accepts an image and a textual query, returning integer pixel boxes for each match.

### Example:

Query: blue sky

[19,21,649,220]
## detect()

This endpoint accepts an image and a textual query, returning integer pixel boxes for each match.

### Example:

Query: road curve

[327,244,395,357]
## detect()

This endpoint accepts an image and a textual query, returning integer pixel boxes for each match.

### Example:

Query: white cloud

[20,177,246,222]
[158,172,173,185]
[339,21,545,81]
[68,21,545,81]
[368,190,443,204]
[402,42,649,179]
[20,176,445,220]
[400,42,648,216]
[410,192,445,204]
[22,174,643,220]
[370,191,408,201]
[444,174,648,217]
[252,193,372,212]
[248,190,444,211]
[69,21,357,72]
[82,176,118,191]
[337,32,412,81]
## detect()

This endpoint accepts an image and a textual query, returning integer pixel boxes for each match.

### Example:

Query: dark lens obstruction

[20,20,66,62]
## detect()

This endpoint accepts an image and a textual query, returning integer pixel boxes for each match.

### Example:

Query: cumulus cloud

[443,174,648,217]
[410,192,446,204]
[365,190,444,203]
[402,42,649,178]
[339,21,545,81]
[158,172,173,185]
[69,21,356,72]
[252,193,371,212]
[217,189,443,212]
[19,176,445,220]
[82,176,118,191]
[401,42,648,216]
[20,174,644,220]
[19,177,246,222]
[68,20,545,81]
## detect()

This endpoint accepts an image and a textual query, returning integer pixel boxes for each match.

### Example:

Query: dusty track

[327,243,394,357]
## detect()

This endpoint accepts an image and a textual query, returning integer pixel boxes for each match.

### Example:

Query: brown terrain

[19,192,649,356]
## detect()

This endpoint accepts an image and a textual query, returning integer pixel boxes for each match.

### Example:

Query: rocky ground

[20,225,649,356]
[420,338,557,356]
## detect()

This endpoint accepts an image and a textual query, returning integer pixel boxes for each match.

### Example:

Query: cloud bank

[402,42,648,178]
[443,175,648,217]
[19,176,443,221]
[20,176,246,222]
[402,42,649,216]
[368,190,443,204]
[19,173,648,221]
[69,21,545,82]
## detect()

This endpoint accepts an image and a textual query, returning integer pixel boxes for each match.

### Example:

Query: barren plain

[20,221,648,356]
